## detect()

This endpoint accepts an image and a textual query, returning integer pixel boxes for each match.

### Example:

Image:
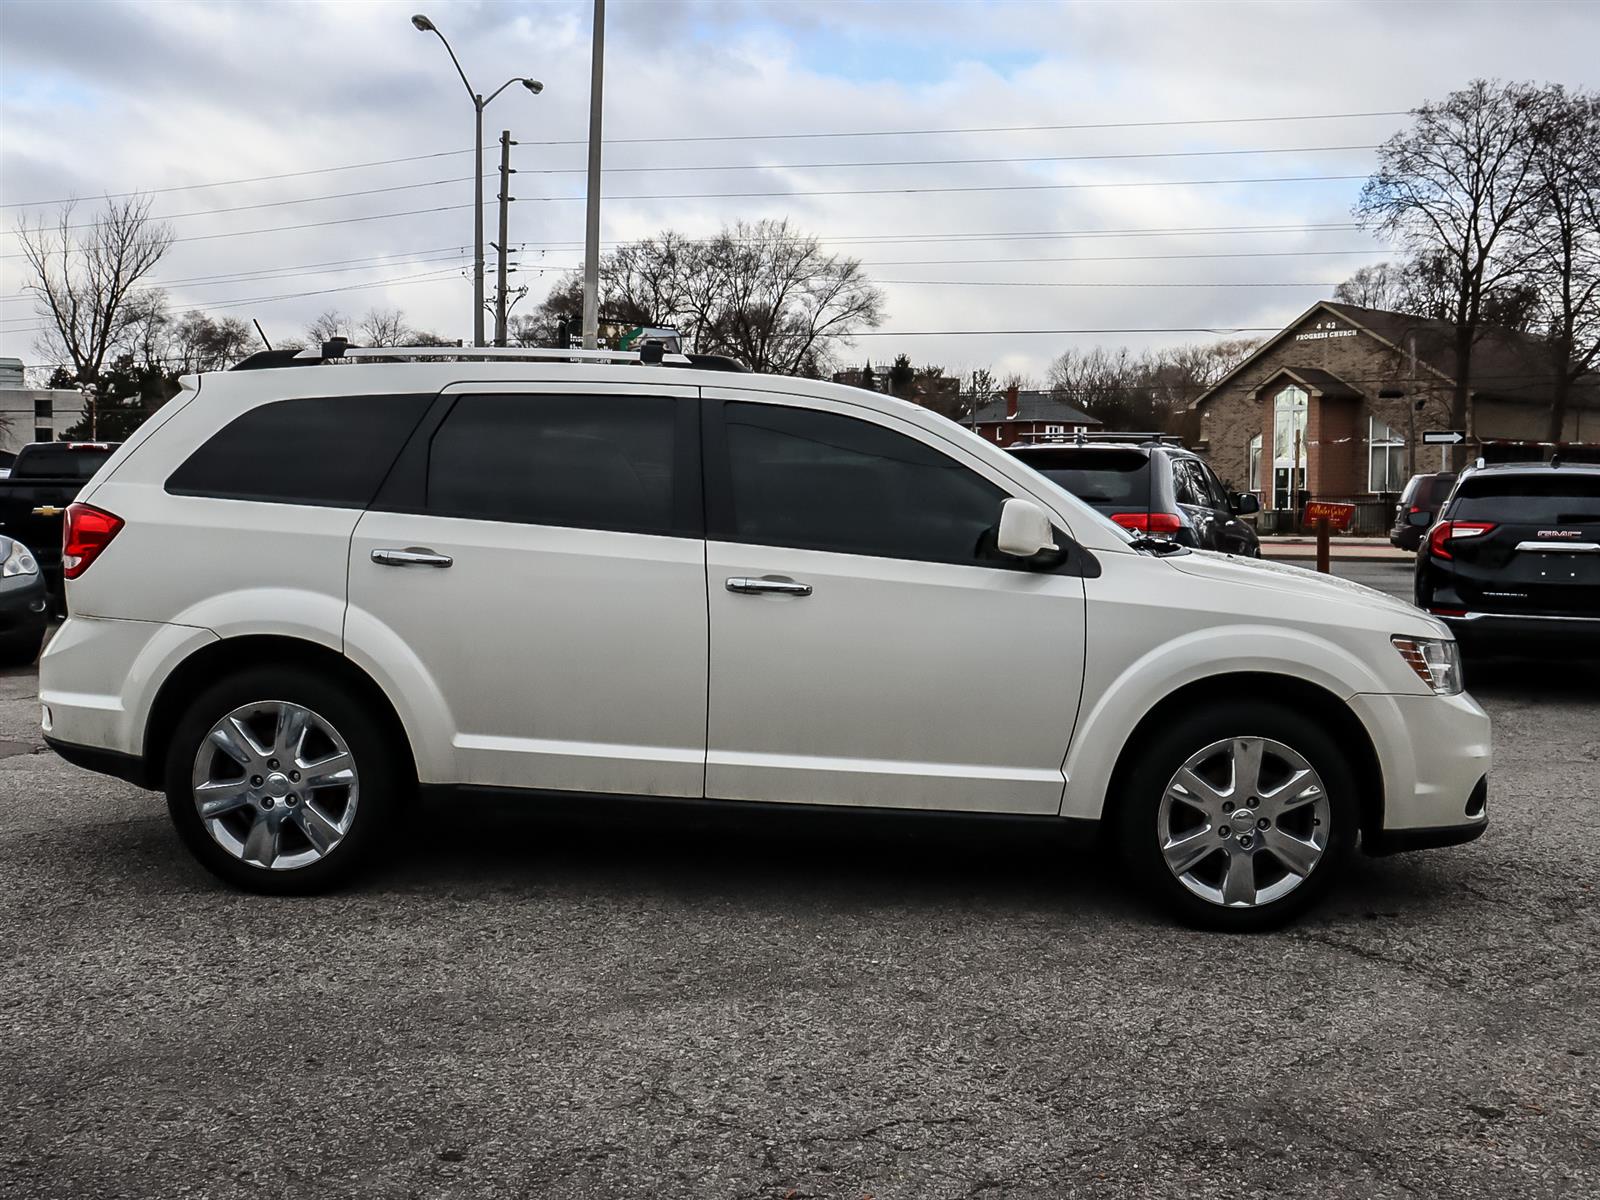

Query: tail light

[1426,520,1495,560]
[62,503,124,579]
[1111,511,1182,534]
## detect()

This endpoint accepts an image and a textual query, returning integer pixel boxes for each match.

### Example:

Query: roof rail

[230,343,749,373]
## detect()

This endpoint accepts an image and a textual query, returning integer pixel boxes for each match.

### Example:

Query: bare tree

[1334,262,1406,310]
[521,219,885,372]
[1355,80,1543,430]
[16,194,174,384]
[306,310,350,346]
[1516,85,1600,441]
[357,308,409,347]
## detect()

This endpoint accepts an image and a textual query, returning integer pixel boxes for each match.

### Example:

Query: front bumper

[1347,689,1492,852]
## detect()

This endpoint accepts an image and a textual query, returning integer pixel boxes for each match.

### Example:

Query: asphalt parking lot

[3,561,1597,1199]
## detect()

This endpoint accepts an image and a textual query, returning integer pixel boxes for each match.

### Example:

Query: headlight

[1,542,38,578]
[1391,635,1463,696]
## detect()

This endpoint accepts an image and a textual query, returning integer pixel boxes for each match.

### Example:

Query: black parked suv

[1415,460,1600,649]
[1389,471,1459,551]
[1007,439,1261,555]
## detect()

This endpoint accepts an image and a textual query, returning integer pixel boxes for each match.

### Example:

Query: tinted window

[1197,461,1231,508]
[14,443,116,480]
[1171,458,1209,507]
[167,395,428,507]
[722,402,1005,564]
[1421,473,1459,505]
[1452,473,1600,523]
[1013,448,1151,509]
[426,393,677,534]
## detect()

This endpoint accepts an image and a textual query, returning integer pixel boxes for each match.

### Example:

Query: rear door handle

[726,575,813,597]
[372,547,453,568]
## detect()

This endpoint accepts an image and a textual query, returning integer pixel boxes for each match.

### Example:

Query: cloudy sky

[3,0,1598,380]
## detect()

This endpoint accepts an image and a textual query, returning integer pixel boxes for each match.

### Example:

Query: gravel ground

[4,566,1597,1199]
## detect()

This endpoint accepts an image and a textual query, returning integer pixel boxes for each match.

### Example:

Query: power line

[0,110,1407,208]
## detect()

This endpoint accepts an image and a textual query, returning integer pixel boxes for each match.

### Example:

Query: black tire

[164,666,402,894]
[0,630,45,667]
[1116,701,1358,931]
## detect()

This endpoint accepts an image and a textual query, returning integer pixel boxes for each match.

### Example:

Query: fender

[1060,623,1392,822]
[340,601,458,784]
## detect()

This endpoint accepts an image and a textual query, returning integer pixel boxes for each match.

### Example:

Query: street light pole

[411,14,542,348]
[582,0,605,349]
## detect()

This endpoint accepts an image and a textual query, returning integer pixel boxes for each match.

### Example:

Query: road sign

[1303,501,1356,532]
[1423,430,1466,446]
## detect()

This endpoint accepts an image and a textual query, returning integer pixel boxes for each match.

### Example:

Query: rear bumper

[0,573,51,639]
[1439,611,1600,650]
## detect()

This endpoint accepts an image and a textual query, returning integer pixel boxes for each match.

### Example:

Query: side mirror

[997,497,1058,558]
[1407,509,1432,527]
[1230,492,1261,516]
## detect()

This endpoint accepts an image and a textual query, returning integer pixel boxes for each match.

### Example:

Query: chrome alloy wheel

[1157,736,1330,908]
[190,701,359,871]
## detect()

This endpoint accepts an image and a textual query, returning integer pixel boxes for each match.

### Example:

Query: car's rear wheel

[164,667,399,893]
[1117,702,1358,930]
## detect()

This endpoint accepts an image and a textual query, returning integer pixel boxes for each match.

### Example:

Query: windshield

[1452,473,1600,523]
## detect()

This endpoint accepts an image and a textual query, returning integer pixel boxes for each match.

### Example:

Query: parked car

[1006,439,1261,556]
[1389,471,1459,551]
[0,441,121,609]
[1415,460,1600,650]
[0,534,50,666]
[41,345,1488,930]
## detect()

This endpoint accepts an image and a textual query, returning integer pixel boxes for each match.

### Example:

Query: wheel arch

[142,635,417,790]
[1097,672,1386,844]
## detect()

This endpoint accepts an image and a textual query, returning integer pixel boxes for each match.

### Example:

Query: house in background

[969,388,1101,446]
[0,359,87,455]
[1192,301,1600,508]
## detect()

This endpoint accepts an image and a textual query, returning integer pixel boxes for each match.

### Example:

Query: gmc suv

[41,344,1491,929]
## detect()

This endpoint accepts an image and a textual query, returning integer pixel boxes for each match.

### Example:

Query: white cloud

[3,0,1596,374]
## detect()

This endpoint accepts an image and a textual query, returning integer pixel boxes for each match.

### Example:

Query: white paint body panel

[40,359,1489,842]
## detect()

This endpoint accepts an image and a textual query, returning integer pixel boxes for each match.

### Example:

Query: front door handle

[372,547,453,568]
[726,575,813,597]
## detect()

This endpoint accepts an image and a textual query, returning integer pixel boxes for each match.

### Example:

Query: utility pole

[494,130,514,346]
[581,0,605,349]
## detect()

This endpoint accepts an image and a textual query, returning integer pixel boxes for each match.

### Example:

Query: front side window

[1368,416,1406,493]
[167,394,432,507]
[719,401,1006,565]
[425,393,679,534]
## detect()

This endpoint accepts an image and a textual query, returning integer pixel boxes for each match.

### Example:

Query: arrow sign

[1423,430,1466,446]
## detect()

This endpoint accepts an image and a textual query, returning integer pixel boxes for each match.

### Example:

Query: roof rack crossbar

[289,345,694,365]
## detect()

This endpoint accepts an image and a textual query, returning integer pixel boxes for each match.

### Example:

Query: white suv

[40,345,1491,929]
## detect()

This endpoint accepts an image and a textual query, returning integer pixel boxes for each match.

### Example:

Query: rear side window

[424,393,681,534]
[1017,448,1152,509]
[167,395,430,507]
[717,401,1005,564]
[1451,473,1600,523]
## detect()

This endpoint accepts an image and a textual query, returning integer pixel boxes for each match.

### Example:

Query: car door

[346,383,709,797]
[1170,457,1222,549]
[1198,460,1258,555]
[701,388,1087,816]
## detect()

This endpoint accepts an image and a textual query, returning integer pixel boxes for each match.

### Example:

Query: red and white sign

[1303,501,1356,532]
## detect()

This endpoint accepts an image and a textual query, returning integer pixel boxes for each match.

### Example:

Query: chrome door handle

[726,575,813,597]
[372,547,453,568]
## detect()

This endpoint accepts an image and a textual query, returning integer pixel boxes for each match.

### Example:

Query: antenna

[252,319,273,351]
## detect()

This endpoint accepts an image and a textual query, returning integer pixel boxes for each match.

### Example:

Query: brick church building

[1193,300,1600,512]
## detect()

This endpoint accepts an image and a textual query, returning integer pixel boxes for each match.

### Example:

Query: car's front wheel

[1117,702,1358,930]
[164,667,399,893]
